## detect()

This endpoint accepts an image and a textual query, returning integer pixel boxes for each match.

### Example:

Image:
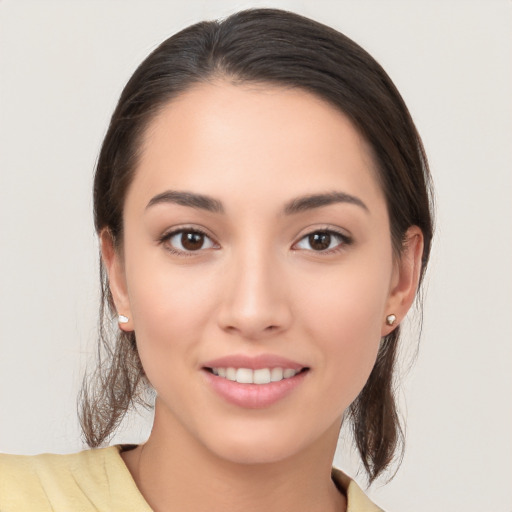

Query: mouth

[204,367,309,385]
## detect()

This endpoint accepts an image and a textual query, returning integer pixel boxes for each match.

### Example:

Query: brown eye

[166,229,216,253]
[294,230,350,252]
[308,232,331,251]
[181,232,205,251]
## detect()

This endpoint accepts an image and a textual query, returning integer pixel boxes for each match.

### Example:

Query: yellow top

[0,446,383,511]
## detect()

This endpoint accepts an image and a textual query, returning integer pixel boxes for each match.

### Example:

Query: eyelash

[292,228,353,255]
[158,227,218,257]
[158,227,352,257]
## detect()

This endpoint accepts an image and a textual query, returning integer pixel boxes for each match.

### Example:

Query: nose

[216,246,292,340]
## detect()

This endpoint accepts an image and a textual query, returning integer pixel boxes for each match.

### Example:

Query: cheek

[123,251,219,383]
[295,256,391,402]
[298,254,390,336]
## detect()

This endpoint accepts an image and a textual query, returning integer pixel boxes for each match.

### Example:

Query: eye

[162,229,217,254]
[294,230,351,252]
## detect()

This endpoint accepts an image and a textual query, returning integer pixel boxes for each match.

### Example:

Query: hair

[80,8,434,483]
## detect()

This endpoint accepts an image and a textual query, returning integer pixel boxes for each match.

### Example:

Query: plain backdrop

[0,1,511,511]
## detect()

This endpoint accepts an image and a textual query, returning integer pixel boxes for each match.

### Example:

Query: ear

[100,229,133,332]
[381,226,424,336]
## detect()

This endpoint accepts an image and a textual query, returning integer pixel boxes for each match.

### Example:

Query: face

[105,82,420,465]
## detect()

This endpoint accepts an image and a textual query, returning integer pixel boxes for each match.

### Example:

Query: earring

[386,314,397,326]
[118,315,129,324]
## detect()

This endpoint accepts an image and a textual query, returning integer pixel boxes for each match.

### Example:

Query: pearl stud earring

[386,314,397,326]
[118,315,129,324]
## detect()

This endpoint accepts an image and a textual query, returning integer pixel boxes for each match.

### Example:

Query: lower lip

[203,369,308,409]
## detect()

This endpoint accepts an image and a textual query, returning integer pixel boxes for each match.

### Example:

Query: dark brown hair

[80,8,434,483]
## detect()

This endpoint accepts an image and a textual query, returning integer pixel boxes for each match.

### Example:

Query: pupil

[309,232,331,251]
[181,232,204,250]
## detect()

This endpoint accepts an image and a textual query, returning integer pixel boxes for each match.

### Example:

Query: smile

[203,366,309,408]
[209,367,301,384]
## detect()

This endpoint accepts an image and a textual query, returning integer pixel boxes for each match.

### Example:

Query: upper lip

[202,354,306,371]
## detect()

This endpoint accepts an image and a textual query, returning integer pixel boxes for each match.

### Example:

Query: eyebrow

[283,191,369,215]
[145,190,368,215]
[146,190,224,213]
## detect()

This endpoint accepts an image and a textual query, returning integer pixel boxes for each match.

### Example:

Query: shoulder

[0,446,151,512]
[332,468,385,512]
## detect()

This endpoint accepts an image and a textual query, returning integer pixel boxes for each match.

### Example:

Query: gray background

[1,1,511,510]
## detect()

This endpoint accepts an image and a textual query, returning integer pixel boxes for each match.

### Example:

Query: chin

[198,418,332,467]
[209,436,301,466]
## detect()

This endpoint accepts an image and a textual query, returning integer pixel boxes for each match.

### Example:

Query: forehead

[128,81,384,213]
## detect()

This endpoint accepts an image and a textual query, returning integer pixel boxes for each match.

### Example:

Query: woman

[0,8,433,511]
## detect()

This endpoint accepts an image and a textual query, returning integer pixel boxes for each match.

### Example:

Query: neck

[122,402,346,512]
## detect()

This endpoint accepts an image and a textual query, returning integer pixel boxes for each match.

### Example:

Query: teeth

[283,368,296,379]
[270,367,283,382]
[254,368,271,384]
[236,368,253,384]
[211,367,299,384]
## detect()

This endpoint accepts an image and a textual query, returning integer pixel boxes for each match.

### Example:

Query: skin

[102,82,423,512]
